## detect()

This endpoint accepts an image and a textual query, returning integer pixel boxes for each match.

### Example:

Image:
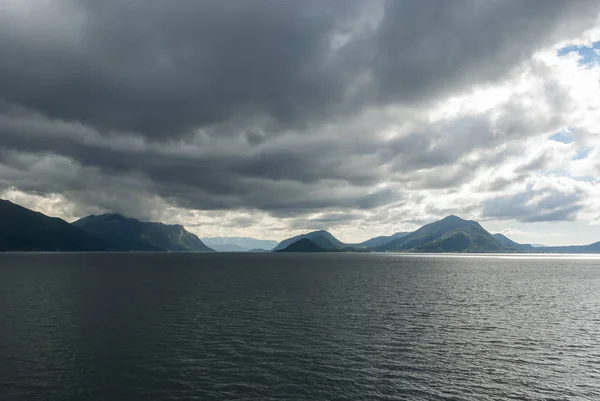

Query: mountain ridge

[0,199,109,251]
[2,199,600,253]
[73,213,214,252]
[492,233,534,251]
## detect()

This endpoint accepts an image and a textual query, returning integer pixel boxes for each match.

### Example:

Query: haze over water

[1,253,599,400]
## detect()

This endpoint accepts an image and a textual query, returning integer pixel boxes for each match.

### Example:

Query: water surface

[1,253,599,400]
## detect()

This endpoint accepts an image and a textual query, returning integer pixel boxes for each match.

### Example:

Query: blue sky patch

[572,147,590,161]
[557,41,600,65]
[549,128,574,144]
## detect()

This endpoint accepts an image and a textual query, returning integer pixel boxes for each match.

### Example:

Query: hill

[272,230,345,251]
[376,216,522,253]
[275,238,329,252]
[73,213,214,252]
[0,199,109,251]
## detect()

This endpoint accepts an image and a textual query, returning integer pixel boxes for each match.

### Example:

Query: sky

[1,0,600,245]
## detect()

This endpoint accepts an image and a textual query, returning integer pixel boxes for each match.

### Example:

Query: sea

[1,252,599,400]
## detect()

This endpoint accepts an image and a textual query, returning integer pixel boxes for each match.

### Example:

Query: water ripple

[1,252,599,400]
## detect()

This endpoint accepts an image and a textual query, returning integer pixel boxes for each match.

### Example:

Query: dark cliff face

[0,199,108,251]
[73,213,214,252]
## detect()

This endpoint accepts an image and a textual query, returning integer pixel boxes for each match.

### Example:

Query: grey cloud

[0,152,164,220]
[0,92,581,219]
[0,0,366,138]
[423,203,481,221]
[0,137,399,219]
[288,212,362,230]
[515,152,553,174]
[479,174,528,192]
[1,0,596,139]
[486,177,514,192]
[223,216,257,229]
[312,213,362,223]
[482,186,584,222]
[0,111,391,211]
[371,0,598,105]
[384,113,545,175]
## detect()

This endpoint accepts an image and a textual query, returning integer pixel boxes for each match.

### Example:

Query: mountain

[0,199,109,251]
[352,232,411,248]
[276,238,329,252]
[492,233,534,251]
[210,243,248,252]
[376,216,522,253]
[4,198,598,254]
[272,230,345,251]
[73,213,214,252]
[202,236,278,251]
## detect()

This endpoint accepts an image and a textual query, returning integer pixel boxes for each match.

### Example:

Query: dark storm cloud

[0,0,365,137]
[0,110,386,194]
[1,0,599,222]
[372,0,595,105]
[1,0,596,138]
[0,113,400,215]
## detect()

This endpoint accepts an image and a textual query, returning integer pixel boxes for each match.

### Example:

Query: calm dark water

[1,253,599,400]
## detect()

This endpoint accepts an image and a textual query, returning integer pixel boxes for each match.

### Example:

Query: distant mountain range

[276,215,600,254]
[2,198,600,254]
[209,243,249,252]
[277,216,521,253]
[202,237,278,252]
[536,242,600,254]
